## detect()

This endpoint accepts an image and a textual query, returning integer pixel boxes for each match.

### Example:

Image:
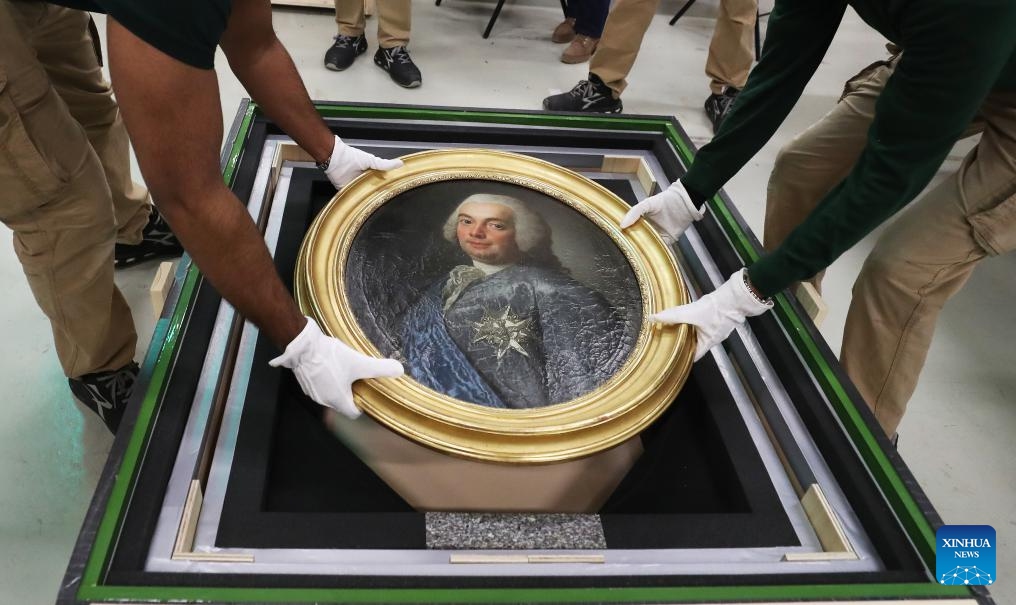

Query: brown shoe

[552,17,576,43]
[560,34,598,64]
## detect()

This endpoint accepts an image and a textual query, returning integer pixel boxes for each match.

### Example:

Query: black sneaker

[542,74,622,113]
[68,361,139,433]
[373,46,422,88]
[704,87,740,134]
[324,34,367,71]
[114,207,183,268]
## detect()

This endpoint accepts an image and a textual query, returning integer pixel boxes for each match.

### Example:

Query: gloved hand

[620,180,703,244]
[269,317,404,418]
[651,269,773,361]
[324,135,404,189]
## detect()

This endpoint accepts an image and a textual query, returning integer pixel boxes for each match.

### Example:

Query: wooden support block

[171,480,255,563]
[600,156,642,174]
[635,159,657,195]
[801,483,853,555]
[266,143,316,214]
[172,480,203,557]
[794,281,828,327]
[150,261,175,317]
[600,155,659,196]
[172,551,256,563]
[273,142,315,166]
[783,484,858,562]
[782,551,859,562]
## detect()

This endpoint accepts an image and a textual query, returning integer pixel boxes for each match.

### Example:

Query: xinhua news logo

[936,525,996,586]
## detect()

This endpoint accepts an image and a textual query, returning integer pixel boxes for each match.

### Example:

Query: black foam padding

[601,359,797,549]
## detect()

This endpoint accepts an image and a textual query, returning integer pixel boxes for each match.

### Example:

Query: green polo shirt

[48,0,232,69]
[681,0,1016,298]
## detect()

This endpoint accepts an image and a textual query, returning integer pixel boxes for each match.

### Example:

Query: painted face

[455,202,521,265]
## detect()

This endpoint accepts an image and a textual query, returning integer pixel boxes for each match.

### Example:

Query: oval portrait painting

[344,179,643,410]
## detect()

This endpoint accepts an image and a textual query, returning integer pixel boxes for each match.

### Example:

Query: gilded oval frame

[295,149,693,463]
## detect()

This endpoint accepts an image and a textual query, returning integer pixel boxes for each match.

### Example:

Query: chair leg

[669,0,698,26]
[435,0,441,5]
[483,0,507,38]
[560,0,568,16]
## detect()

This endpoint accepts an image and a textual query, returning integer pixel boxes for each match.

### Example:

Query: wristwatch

[316,156,330,171]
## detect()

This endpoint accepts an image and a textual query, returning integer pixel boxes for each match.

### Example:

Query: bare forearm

[107,18,306,349]
[161,186,306,347]
[220,5,334,162]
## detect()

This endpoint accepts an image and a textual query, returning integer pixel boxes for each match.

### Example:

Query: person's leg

[702,0,757,131]
[377,0,410,49]
[0,2,136,383]
[704,0,756,95]
[572,0,611,38]
[591,0,661,98]
[560,0,611,64]
[325,0,369,71]
[373,0,419,88]
[29,6,151,245]
[763,61,894,292]
[553,2,577,44]
[335,0,366,37]
[841,92,1016,437]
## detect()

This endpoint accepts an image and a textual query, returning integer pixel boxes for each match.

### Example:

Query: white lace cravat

[442,265,487,311]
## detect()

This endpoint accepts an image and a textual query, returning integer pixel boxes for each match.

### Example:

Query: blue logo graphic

[936,525,995,586]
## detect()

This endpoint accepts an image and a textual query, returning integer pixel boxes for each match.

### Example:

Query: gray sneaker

[543,75,622,113]
[324,34,367,71]
[114,207,182,268]
[68,362,139,434]
[374,46,422,88]
[704,87,740,134]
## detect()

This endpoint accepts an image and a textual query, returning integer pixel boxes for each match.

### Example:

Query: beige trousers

[335,0,411,48]
[592,0,756,97]
[763,57,1016,436]
[0,1,151,378]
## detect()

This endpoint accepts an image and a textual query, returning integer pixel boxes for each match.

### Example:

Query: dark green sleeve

[748,1,1016,298]
[681,0,848,200]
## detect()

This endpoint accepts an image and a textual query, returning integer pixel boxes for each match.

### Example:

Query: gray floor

[1,2,1012,603]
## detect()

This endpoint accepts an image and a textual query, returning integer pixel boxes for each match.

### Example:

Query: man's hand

[620,180,703,243]
[651,269,773,361]
[324,135,404,189]
[269,317,404,418]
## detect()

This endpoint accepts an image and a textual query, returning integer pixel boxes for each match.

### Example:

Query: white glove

[324,135,404,189]
[620,180,703,244]
[651,269,773,361]
[269,317,404,418]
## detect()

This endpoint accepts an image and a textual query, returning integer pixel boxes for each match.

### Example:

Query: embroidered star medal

[471,307,535,360]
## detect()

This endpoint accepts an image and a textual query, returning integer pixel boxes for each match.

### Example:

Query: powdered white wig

[442,193,551,252]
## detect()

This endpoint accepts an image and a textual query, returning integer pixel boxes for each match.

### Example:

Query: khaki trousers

[0,1,151,378]
[763,58,1016,436]
[592,0,756,97]
[704,0,756,95]
[335,0,411,48]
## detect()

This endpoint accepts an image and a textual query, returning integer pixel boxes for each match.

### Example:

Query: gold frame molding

[295,149,694,463]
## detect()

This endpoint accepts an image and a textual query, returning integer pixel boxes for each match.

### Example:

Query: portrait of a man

[344,180,642,410]
[398,194,630,409]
